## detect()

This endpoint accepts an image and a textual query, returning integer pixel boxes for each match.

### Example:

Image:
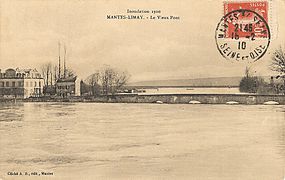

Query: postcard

[0,0,284,179]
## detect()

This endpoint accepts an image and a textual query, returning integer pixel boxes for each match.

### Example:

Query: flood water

[0,102,284,180]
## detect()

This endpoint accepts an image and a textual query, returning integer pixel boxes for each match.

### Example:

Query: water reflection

[0,102,24,122]
[0,102,284,180]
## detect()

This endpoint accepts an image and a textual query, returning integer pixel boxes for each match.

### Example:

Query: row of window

[25,81,42,87]
[58,86,67,90]
[57,85,75,90]
[0,81,20,87]
[0,72,42,79]
[0,81,42,87]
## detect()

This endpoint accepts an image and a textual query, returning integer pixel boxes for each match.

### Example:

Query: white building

[0,68,44,98]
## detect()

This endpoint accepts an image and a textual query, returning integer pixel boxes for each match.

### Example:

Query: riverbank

[1,94,282,105]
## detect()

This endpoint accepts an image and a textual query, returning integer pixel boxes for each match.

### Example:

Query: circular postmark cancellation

[215,9,270,62]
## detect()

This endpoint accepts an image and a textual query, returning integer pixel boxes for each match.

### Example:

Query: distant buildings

[56,76,81,97]
[0,68,44,98]
[0,44,82,99]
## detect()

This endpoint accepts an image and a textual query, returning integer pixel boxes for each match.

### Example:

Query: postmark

[215,2,271,62]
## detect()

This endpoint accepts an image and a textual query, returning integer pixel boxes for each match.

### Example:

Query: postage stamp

[224,1,268,38]
[215,1,271,62]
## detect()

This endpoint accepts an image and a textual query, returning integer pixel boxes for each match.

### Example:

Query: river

[0,102,284,180]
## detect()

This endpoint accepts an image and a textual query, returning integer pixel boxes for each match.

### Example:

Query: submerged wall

[20,93,285,105]
[101,94,285,105]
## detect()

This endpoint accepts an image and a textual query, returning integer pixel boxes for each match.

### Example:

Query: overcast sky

[0,0,284,82]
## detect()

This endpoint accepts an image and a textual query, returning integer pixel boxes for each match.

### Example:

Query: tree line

[40,62,130,96]
[239,46,285,94]
[40,62,76,87]
[82,65,130,96]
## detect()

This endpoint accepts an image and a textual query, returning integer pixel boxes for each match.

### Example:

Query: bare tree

[86,72,100,96]
[113,70,129,91]
[270,46,285,94]
[100,66,113,95]
[245,66,250,78]
[65,68,76,78]
[99,65,130,95]
[53,65,58,84]
[50,69,53,86]
[41,62,52,86]
[270,46,285,73]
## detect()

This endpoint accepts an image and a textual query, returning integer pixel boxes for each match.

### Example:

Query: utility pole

[64,44,66,78]
[58,41,61,79]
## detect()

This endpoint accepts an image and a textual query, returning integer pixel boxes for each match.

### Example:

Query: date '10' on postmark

[215,1,270,62]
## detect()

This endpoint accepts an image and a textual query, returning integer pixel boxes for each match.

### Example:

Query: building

[0,68,44,98]
[56,76,81,97]
[54,42,80,97]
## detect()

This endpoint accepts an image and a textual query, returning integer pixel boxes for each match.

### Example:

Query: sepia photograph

[0,0,284,179]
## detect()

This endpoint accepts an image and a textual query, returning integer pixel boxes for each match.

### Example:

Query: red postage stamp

[224,1,269,38]
[215,1,271,62]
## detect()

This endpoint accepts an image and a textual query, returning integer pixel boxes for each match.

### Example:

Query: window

[30,82,33,87]
[12,82,15,87]
[0,82,3,87]
[6,82,9,87]
[39,81,41,87]
[35,81,37,87]
[18,82,22,87]
[26,82,29,87]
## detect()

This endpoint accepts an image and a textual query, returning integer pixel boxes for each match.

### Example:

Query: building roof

[57,76,77,83]
[0,68,42,79]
